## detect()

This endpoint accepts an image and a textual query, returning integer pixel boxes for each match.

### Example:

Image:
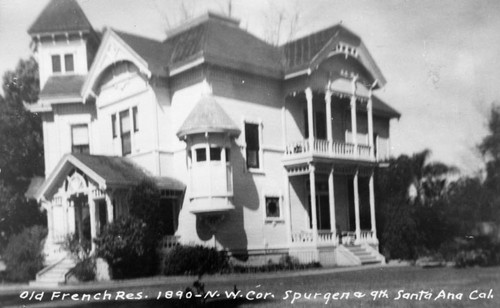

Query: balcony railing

[291,230,377,247]
[284,139,373,161]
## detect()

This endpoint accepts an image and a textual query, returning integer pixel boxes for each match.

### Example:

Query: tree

[478,105,500,223]
[0,57,45,251]
[376,149,457,259]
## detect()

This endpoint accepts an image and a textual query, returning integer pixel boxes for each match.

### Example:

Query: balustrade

[285,139,373,160]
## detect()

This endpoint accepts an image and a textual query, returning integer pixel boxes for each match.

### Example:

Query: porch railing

[158,235,180,252]
[291,230,377,247]
[284,139,372,161]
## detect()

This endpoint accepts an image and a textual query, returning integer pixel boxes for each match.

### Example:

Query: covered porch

[36,153,185,261]
[285,163,378,249]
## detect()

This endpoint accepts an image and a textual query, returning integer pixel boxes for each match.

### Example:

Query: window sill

[265,219,285,225]
[247,168,265,175]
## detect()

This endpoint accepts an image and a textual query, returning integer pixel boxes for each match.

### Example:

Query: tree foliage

[0,57,45,251]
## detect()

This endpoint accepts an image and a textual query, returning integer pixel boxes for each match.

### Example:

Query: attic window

[64,54,74,72]
[52,55,61,73]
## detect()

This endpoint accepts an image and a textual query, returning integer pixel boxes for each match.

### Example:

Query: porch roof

[36,153,185,201]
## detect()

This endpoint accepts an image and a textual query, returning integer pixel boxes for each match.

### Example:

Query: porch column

[47,204,54,241]
[88,196,97,252]
[367,90,375,159]
[369,171,377,242]
[305,87,314,149]
[309,163,318,243]
[325,87,333,142]
[328,166,337,245]
[285,172,292,246]
[353,170,361,244]
[105,191,114,223]
[350,78,358,157]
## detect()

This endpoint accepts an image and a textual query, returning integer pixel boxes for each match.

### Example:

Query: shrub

[70,257,95,282]
[62,234,91,261]
[454,235,500,268]
[94,216,156,279]
[163,245,228,276]
[228,255,320,274]
[3,225,46,282]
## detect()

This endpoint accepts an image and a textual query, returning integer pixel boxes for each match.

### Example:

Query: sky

[1,0,500,175]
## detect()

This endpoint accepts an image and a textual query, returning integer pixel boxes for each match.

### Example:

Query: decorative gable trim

[81,28,152,100]
[36,154,106,201]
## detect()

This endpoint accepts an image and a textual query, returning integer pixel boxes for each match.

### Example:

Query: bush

[70,257,95,282]
[454,235,500,268]
[3,225,46,282]
[228,255,320,274]
[94,217,156,279]
[163,245,228,276]
[62,234,91,261]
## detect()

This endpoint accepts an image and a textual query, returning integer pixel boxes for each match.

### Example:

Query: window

[210,147,221,161]
[132,106,139,132]
[52,55,61,73]
[265,197,281,219]
[245,123,260,169]
[120,110,131,155]
[225,148,230,162]
[64,54,74,72]
[111,114,117,138]
[71,124,89,154]
[195,148,206,162]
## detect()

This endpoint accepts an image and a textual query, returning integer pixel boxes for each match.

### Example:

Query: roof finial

[201,79,212,96]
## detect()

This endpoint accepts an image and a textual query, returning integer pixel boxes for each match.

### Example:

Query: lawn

[3,266,500,307]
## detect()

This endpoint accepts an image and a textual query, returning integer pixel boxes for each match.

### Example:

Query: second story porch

[282,78,397,167]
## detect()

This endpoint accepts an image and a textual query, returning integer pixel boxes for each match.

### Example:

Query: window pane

[72,145,89,154]
[245,123,260,168]
[266,197,280,218]
[120,110,130,133]
[245,123,259,150]
[52,55,61,73]
[196,148,206,162]
[64,54,74,72]
[71,124,89,145]
[111,114,117,138]
[246,149,259,168]
[210,147,221,161]
[132,106,138,132]
[121,132,131,155]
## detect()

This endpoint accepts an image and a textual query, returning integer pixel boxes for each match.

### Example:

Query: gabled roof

[37,153,185,200]
[177,95,240,139]
[114,30,170,77]
[281,24,386,86]
[28,0,93,35]
[40,75,85,99]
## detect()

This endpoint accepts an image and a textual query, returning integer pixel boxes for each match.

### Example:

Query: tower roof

[28,0,93,35]
[177,95,240,139]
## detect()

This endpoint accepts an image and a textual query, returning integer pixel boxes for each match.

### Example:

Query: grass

[3,266,500,307]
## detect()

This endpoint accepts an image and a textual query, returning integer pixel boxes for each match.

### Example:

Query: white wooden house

[27,0,400,285]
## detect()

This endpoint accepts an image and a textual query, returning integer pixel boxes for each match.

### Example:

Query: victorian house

[28,0,400,285]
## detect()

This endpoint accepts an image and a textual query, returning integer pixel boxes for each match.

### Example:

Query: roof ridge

[112,28,163,43]
[280,22,345,48]
[165,11,240,40]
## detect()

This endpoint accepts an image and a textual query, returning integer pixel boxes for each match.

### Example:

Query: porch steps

[345,245,382,265]
[29,257,76,288]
